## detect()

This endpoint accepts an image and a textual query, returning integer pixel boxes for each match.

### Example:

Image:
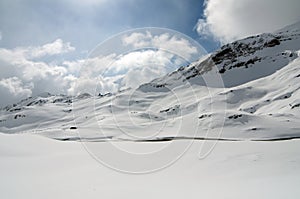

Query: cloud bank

[0,39,75,106]
[69,30,202,96]
[122,31,198,59]
[196,0,300,43]
[0,31,201,106]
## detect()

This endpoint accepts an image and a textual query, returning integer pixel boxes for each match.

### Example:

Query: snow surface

[1,133,300,199]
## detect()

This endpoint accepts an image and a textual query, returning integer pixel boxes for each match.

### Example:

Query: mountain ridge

[1,22,300,142]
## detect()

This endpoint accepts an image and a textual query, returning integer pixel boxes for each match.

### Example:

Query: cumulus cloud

[70,31,199,96]
[0,39,75,63]
[0,39,74,106]
[0,46,68,81]
[114,50,174,89]
[112,50,173,73]
[70,49,184,95]
[0,77,32,97]
[0,77,33,107]
[64,55,118,95]
[0,37,186,105]
[196,0,300,43]
[27,39,75,58]
[121,64,165,90]
[0,31,201,106]
[122,31,198,59]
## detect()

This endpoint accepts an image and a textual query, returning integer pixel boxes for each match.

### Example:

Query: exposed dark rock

[228,114,243,119]
[9,108,22,112]
[264,38,280,47]
[198,114,212,119]
[14,114,25,119]
[219,68,226,74]
[291,103,300,109]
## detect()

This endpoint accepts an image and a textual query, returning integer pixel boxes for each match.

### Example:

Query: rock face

[213,33,290,74]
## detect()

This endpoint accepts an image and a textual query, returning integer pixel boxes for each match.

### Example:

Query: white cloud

[121,64,166,90]
[0,39,75,106]
[0,77,32,97]
[122,31,198,59]
[26,39,75,58]
[65,30,200,97]
[64,55,119,95]
[195,19,213,39]
[112,50,172,72]
[115,50,172,89]
[0,47,68,81]
[122,31,152,48]
[197,0,300,43]
[0,39,75,62]
[67,76,97,96]
[79,54,117,77]
[69,49,183,95]
[0,34,195,106]
[48,30,200,97]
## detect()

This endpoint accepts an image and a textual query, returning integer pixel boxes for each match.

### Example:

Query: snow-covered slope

[1,133,300,199]
[0,22,300,141]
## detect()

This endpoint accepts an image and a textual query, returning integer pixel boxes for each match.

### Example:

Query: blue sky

[0,0,218,56]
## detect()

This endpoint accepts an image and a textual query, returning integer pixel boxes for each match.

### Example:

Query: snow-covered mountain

[1,22,300,142]
[143,21,300,89]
